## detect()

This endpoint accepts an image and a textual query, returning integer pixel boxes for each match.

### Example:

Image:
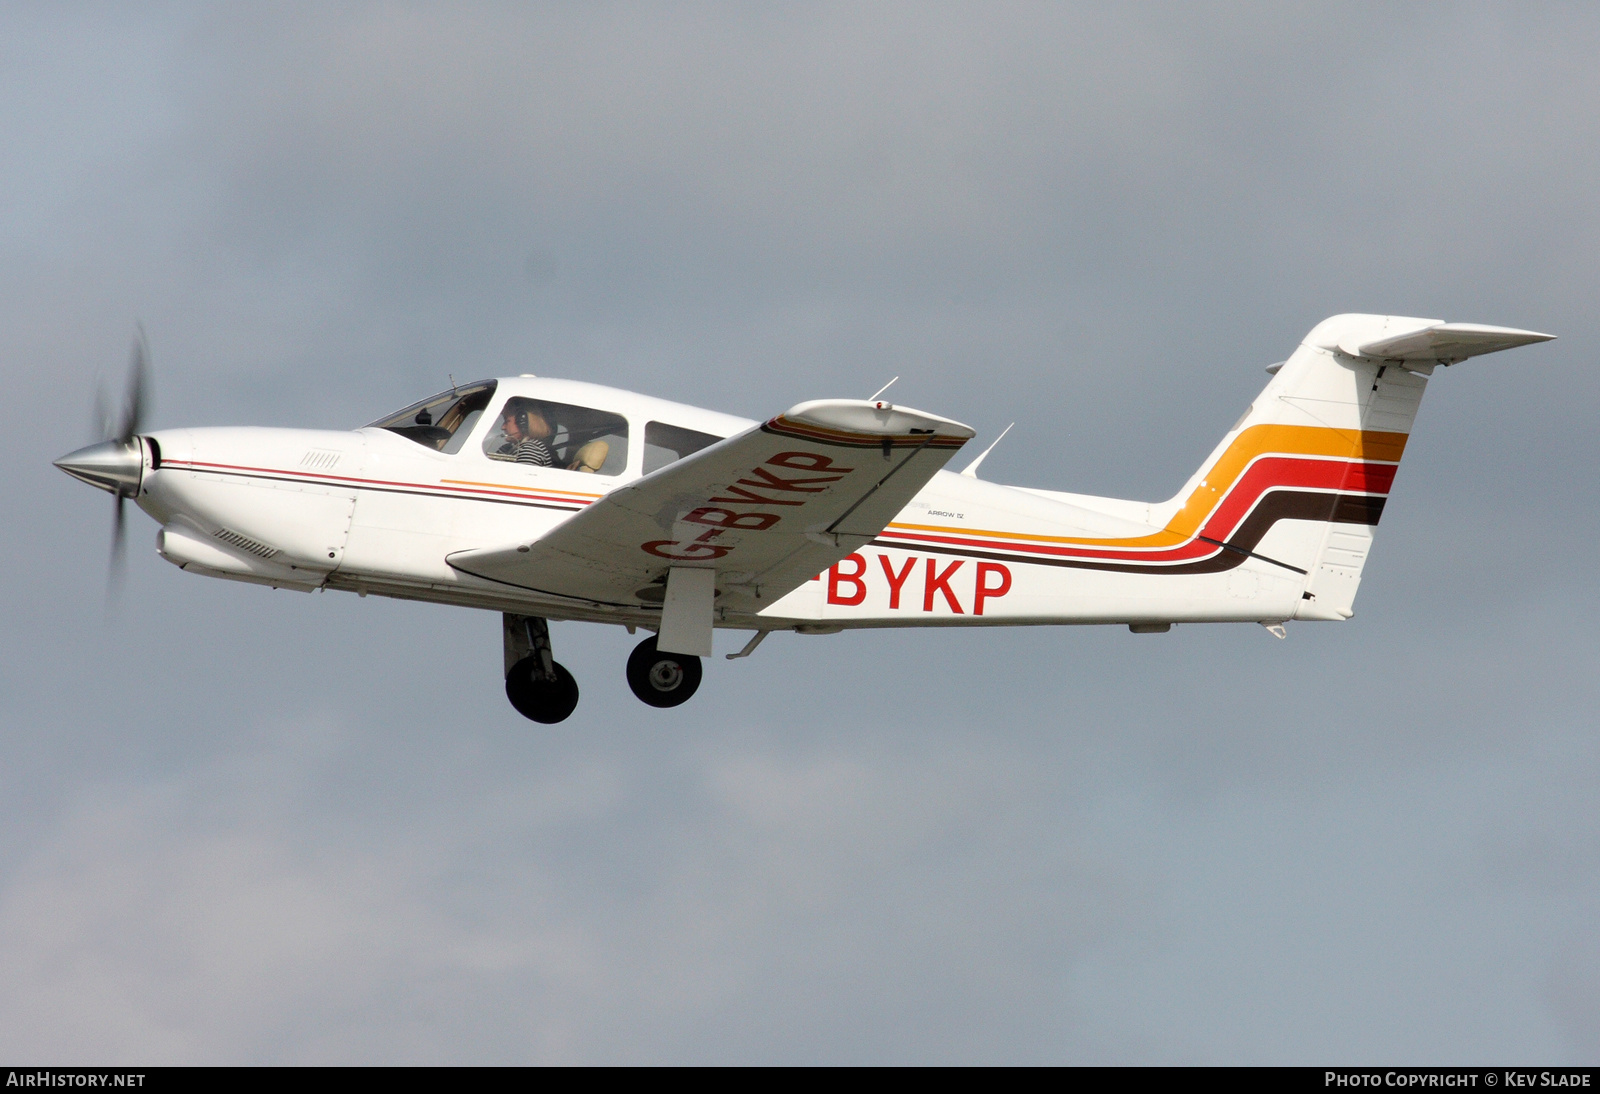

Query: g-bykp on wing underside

[444,399,975,622]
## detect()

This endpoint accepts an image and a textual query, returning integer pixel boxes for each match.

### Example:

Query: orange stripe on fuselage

[439,478,604,499]
[888,424,1409,549]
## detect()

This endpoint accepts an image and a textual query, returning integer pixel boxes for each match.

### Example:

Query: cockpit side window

[369,381,498,453]
[643,421,723,474]
[485,397,630,475]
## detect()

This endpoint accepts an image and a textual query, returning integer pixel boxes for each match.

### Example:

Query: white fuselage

[62,312,1545,721]
[136,375,1321,633]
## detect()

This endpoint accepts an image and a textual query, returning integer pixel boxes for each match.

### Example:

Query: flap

[446,399,974,612]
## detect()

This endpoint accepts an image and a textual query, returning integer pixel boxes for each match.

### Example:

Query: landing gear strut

[503,613,579,723]
[626,634,703,708]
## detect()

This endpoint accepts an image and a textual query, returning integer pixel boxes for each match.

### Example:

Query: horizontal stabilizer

[1337,320,1554,362]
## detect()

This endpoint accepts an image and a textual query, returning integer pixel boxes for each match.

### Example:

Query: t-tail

[1148,313,1552,621]
[787,312,1553,629]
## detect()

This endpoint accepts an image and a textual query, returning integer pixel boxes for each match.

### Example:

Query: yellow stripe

[440,478,605,498]
[887,425,1408,549]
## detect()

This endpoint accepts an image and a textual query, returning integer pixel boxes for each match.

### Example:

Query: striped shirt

[512,438,554,466]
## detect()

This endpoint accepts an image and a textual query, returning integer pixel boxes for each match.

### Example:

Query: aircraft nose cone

[54,439,142,496]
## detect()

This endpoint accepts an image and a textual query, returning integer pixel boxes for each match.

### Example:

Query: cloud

[0,710,1132,1063]
[6,1,1600,1064]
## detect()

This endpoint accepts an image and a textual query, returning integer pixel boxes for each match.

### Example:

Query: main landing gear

[503,614,580,724]
[501,614,708,722]
[625,634,703,708]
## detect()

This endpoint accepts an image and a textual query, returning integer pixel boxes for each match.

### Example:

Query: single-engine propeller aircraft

[57,314,1552,723]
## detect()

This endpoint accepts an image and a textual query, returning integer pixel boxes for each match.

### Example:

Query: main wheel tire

[505,657,580,723]
[626,635,703,708]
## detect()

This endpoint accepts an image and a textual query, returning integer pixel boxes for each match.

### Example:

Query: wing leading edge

[446,399,974,651]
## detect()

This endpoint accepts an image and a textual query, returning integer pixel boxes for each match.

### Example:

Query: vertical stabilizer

[1145,314,1551,621]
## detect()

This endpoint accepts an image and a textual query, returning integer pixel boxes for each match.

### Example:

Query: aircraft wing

[446,400,974,649]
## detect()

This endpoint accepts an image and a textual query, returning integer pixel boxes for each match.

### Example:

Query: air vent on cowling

[214,528,279,558]
[300,449,342,470]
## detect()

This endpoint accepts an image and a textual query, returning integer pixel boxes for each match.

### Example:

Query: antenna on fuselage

[960,423,1014,479]
[869,376,899,401]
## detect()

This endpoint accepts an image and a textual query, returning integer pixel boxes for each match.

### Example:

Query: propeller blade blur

[92,385,112,444]
[108,493,127,599]
[60,324,155,601]
[117,324,150,443]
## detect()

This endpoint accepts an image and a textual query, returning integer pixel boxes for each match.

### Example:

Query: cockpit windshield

[368,381,498,453]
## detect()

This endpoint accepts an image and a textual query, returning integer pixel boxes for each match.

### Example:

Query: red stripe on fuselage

[1197,457,1395,546]
[160,458,596,508]
[878,457,1395,564]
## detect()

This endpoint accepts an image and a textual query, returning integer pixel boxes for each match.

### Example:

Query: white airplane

[57,313,1552,723]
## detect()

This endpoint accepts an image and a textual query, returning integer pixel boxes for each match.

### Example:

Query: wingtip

[780,399,976,441]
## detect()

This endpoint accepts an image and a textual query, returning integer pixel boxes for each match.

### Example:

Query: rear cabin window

[370,381,497,453]
[484,397,630,476]
[643,421,723,475]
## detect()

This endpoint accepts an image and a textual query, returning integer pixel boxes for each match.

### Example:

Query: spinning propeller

[54,326,152,591]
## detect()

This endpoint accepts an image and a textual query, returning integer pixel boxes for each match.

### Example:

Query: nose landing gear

[506,657,579,723]
[626,634,702,708]
[503,613,579,723]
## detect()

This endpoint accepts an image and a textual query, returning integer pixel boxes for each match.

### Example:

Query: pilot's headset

[510,405,531,433]
[511,403,553,437]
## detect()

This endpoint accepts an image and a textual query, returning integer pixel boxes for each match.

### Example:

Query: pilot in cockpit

[493,399,610,472]
[497,402,556,466]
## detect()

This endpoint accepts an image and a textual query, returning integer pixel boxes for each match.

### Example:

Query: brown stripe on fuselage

[873,490,1387,575]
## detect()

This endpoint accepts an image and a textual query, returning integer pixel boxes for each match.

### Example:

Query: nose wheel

[626,635,702,708]
[505,657,580,723]
[503,613,579,723]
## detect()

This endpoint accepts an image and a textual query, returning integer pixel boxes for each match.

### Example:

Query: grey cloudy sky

[2,2,1597,1063]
